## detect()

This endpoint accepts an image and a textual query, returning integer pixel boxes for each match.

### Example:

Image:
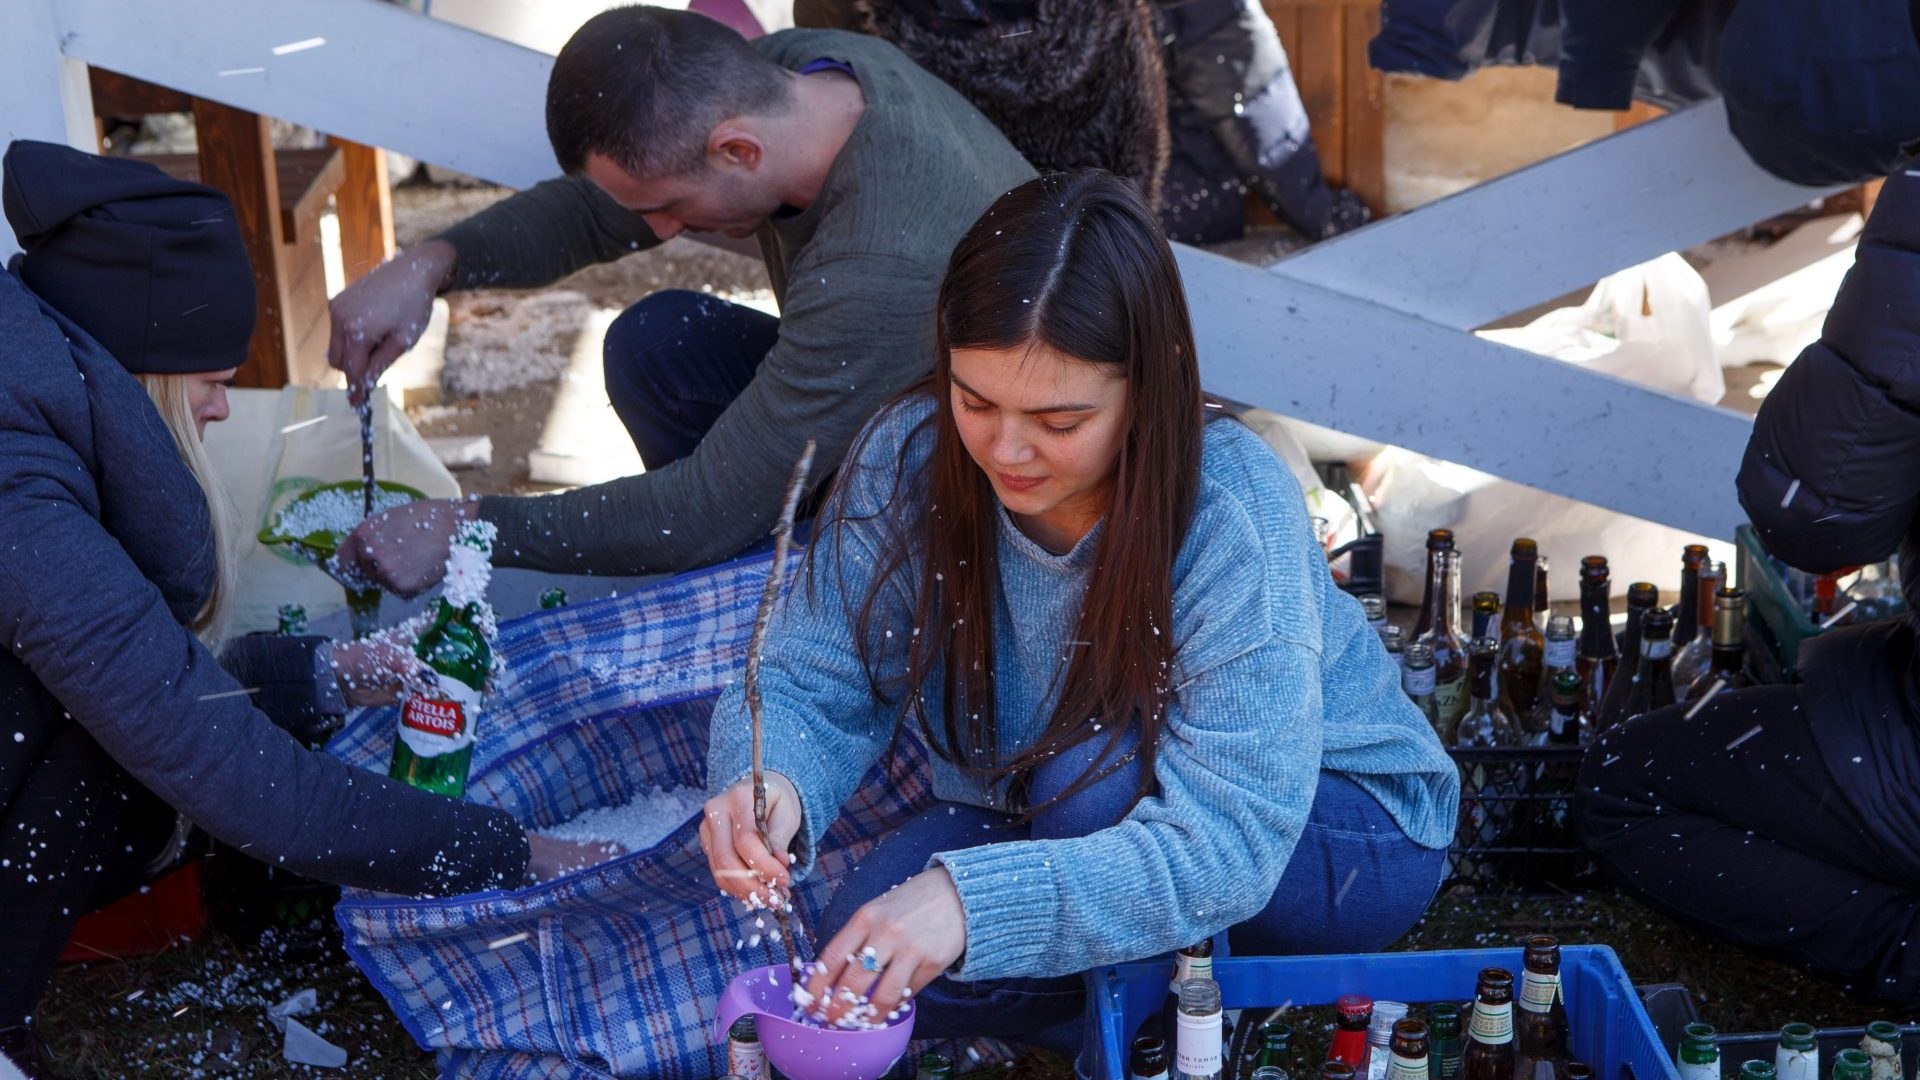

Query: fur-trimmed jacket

[796,0,1169,207]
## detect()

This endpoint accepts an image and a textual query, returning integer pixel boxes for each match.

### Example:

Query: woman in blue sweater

[701,170,1458,1051]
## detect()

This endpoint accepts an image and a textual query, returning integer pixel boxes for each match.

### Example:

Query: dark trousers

[601,289,780,470]
[0,718,173,1025]
[817,729,1446,1059]
[1580,680,1920,1003]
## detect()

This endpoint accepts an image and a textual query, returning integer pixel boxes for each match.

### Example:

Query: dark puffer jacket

[1738,165,1920,598]
[0,267,528,897]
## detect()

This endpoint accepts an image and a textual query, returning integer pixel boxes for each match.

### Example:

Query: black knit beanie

[3,139,255,374]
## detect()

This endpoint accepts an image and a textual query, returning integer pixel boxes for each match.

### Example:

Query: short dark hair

[545,6,792,178]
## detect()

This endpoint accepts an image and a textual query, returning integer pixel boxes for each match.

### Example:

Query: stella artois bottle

[389,521,496,798]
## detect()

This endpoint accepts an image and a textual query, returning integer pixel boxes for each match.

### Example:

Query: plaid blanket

[329,552,1013,1078]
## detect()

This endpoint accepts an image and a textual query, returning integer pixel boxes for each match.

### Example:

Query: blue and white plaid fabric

[330,552,1012,1078]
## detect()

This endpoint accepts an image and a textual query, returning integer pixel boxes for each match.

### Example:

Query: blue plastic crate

[1089,946,1677,1080]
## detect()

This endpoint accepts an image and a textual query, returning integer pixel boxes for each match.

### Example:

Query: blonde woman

[0,141,548,1076]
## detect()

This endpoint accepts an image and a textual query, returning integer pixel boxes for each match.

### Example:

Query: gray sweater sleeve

[216,634,346,746]
[478,253,938,574]
[435,175,662,292]
[0,440,529,897]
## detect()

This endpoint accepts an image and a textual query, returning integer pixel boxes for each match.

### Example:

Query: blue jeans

[602,290,779,470]
[815,732,1447,1056]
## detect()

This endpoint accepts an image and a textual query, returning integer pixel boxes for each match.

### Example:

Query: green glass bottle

[1778,1023,1819,1080]
[539,586,568,610]
[1676,1022,1720,1080]
[388,521,495,798]
[1861,1022,1902,1080]
[1257,1021,1296,1077]
[277,603,308,636]
[1834,1050,1873,1080]
[917,1052,955,1080]
[1744,1063,1780,1080]
[1426,1004,1464,1080]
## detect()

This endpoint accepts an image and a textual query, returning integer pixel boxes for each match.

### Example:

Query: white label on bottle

[1470,1002,1513,1044]
[727,1042,766,1080]
[1386,1053,1430,1080]
[1778,1048,1818,1080]
[1404,665,1437,695]
[397,674,481,757]
[1434,677,1469,723]
[1679,1061,1721,1080]
[1176,1010,1223,1076]
[1545,639,1576,668]
[1519,971,1558,1014]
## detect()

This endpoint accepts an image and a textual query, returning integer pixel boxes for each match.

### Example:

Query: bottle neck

[1502,559,1536,631]
[1676,567,1700,639]
[1578,579,1615,658]
[1430,556,1462,638]
[1638,629,1674,672]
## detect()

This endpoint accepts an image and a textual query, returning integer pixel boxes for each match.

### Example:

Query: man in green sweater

[329,6,1033,590]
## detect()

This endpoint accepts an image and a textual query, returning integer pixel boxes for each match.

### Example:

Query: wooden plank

[86,66,190,115]
[276,145,344,246]
[1612,100,1665,131]
[1267,0,1302,76]
[1341,3,1384,213]
[329,136,395,284]
[1272,99,1841,331]
[1295,6,1345,188]
[1174,243,1753,539]
[191,97,290,388]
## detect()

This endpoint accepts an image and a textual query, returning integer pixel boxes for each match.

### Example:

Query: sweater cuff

[475,495,538,570]
[930,840,1061,982]
[1555,64,1639,110]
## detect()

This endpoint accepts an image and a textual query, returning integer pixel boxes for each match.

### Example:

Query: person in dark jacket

[0,141,595,1075]
[794,0,1367,242]
[1370,0,1920,187]
[1579,165,1920,1005]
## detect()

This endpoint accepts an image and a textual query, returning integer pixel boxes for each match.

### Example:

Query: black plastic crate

[1447,745,1598,893]
[1635,982,1920,1080]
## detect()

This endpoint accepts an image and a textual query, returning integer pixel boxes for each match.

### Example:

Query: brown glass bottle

[1672,558,1723,692]
[1618,607,1678,724]
[1534,557,1551,626]
[1595,583,1657,732]
[1497,540,1545,722]
[1471,592,1502,640]
[1387,1019,1433,1080]
[1573,556,1616,735]
[1423,549,1471,740]
[1514,937,1570,1080]
[1463,968,1517,1080]
[1414,529,1457,644]
[1685,587,1753,703]
[1672,545,1708,651]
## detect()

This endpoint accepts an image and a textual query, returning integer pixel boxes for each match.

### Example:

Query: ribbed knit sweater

[708,398,1459,981]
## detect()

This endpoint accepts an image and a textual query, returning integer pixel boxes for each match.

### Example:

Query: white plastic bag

[1365,254,1732,603]
[206,387,460,635]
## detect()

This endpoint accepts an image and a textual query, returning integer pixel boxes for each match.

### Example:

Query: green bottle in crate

[1834,1050,1873,1080]
[1860,1022,1901,1080]
[1676,1022,1720,1080]
[1778,1024,1819,1080]
[1427,1005,1464,1080]
[389,522,494,798]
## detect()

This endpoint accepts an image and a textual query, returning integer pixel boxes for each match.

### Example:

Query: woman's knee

[1029,727,1146,842]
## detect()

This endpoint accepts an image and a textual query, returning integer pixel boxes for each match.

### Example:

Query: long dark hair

[821,170,1205,818]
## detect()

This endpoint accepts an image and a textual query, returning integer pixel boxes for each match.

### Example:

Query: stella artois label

[398,674,482,757]
[1469,1001,1513,1044]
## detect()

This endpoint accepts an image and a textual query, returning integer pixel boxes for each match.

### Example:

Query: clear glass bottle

[1404,641,1439,730]
[1177,978,1225,1080]
[1457,638,1518,748]
[1423,549,1471,739]
[1366,1002,1412,1080]
[1528,616,1577,741]
[1672,559,1723,692]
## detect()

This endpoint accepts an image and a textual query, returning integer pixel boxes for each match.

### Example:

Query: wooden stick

[748,440,815,972]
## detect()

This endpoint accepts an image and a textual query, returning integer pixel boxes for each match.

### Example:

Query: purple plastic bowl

[713,964,916,1080]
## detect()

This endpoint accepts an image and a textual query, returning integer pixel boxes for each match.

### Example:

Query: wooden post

[193,97,291,388]
[1295,6,1346,189]
[1341,3,1385,214]
[328,136,394,285]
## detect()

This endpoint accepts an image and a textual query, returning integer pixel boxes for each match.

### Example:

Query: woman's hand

[326,626,434,707]
[700,773,803,904]
[804,867,967,1027]
[525,832,625,884]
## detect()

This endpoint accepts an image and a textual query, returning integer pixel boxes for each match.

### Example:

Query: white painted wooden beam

[0,0,97,257]
[1272,100,1841,331]
[54,0,554,189]
[1177,244,1753,539]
